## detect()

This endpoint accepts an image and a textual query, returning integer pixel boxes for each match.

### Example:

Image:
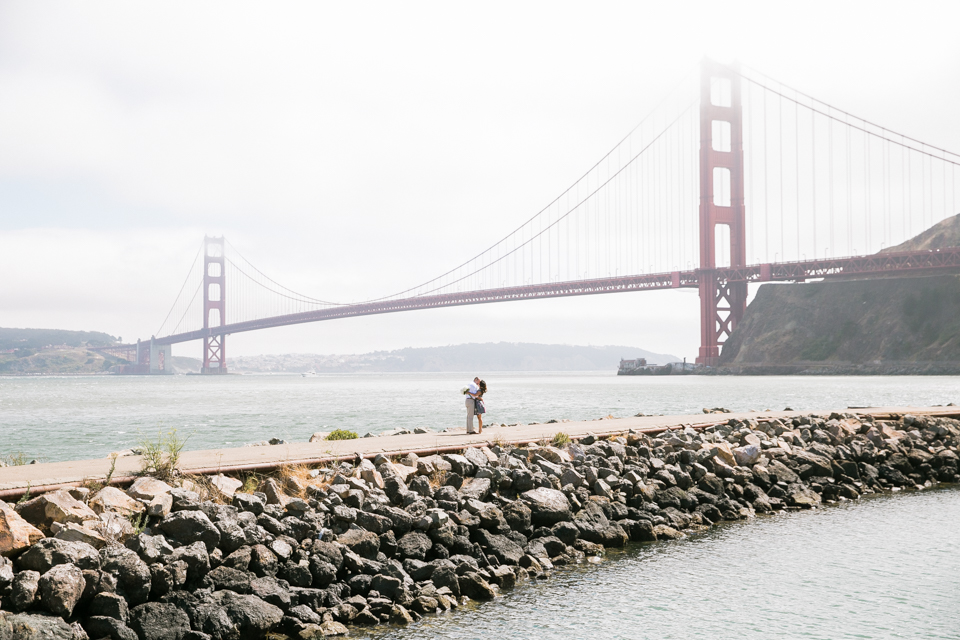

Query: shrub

[138,429,189,481]
[326,429,359,441]
[551,432,571,447]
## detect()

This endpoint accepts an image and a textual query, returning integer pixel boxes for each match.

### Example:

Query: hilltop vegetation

[0,327,118,351]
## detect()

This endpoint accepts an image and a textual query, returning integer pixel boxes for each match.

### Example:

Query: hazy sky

[1,1,958,361]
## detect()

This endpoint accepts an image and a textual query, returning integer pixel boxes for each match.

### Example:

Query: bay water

[0,372,958,463]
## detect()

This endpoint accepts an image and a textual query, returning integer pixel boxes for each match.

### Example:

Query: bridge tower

[202,235,228,374]
[696,59,747,366]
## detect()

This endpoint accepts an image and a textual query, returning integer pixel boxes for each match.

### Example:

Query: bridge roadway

[1,406,957,500]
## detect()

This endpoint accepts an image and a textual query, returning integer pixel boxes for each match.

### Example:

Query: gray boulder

[0,611,76,640]
[83,616,139,640]
[520,487,572,526]
[458,572,496,601]
[89,591,130,622]
[16,537,100,574]
[128,602,192,640]
[38,563,85,617]
[397,531,432,560]
[100,546,151,605]
[158,511,220,552]
[10,570,40,611]
[207,590,284,638]
[471,529,523,565]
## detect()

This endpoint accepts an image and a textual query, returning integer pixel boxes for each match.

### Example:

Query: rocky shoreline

[1,411,958,639]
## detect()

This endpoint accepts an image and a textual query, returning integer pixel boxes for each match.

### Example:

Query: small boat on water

[301,370,317,378]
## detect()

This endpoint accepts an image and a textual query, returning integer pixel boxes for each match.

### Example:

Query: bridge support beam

[202,236,228,374]
[697,59,747,366]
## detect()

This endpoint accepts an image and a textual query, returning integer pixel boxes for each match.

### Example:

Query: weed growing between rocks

[552,432,571,447]
[137,429,189,481]
[0,452,29,466]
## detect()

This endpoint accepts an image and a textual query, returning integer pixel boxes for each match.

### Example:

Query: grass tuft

[137,429,189,481]
[326,429,359,441]
[551,432,571,447]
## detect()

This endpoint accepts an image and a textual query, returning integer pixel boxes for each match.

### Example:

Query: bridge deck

[1,406,956,499]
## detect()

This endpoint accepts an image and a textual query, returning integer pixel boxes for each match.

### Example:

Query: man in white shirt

[465,377,480,434]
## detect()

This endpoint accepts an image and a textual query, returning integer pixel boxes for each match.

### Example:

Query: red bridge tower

[202,235,228,374]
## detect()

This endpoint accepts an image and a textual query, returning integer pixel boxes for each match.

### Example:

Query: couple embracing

[464,376,487,434]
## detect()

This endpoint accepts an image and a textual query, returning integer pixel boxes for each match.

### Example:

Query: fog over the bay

[1,1,957,360]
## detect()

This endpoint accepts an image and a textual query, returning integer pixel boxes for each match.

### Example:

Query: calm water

[359,487,960,640]
[0,373,958,462]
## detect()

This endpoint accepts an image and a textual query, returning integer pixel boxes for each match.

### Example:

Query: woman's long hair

[478,380,487,396]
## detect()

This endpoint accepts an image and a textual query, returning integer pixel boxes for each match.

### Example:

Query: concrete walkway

[1,406,956,498]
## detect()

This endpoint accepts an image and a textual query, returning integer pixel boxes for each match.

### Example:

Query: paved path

[1,406,956,498]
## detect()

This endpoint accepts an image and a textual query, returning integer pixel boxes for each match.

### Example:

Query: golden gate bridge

[101,59,960,373]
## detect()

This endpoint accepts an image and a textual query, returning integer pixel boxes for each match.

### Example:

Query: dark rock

[471,529,523,565]
[128,602,192,640]
[378,505,415,536]
[221,546,252,572]
[168,542,210,582]
[159,511,220,552]
[100,546,151,605]
[250,576,292,610]
[458,572,496,601]
[502,500,532,533]
[311,541,344,571]
[338,529,380,560]
[89,592,130,622]
[460,478,491,501]
[16,537,100,573]
[279,560,312,587]
[206,590,284,638]
[520,488,572,526]
[397,531,432,560]
[207,565,253,593]
[126,534,175,565]
[355,511,393,535]
[0,611,77,640]
[232,493,265,515]
[214,521,247,555]
[551,521,579,545]
[150,560,189,598]
[370,574,403,601]
[11,570,40,611]
[38,562,85,617]
[288,604,322,624]
[83,615,139,640]
[308,556,337,588]
[430,566,460,599]
[249,544,279,577]
[187,601,237,640]
[169,489,201,511]
[347,573,373,596]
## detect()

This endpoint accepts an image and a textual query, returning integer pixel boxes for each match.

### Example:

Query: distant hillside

[720,274,960,369]
[228,342,680,373]
[0,347,117,374]
[881,213,960,253]
[0,327,117,351]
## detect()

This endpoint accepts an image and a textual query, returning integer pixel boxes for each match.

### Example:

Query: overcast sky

[1,1,958,361]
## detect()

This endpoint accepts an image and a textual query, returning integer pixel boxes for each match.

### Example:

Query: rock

[89,592,130,622]
[462,448,489,470]
[734,445,761,466]
[158,510,221,552]
[430,565,460,598]
[15,489,98,532]
[250,575,292,609]
[89,486,146,519]
[126,534,175,565]
[128,602,192,640]
[0,556,12,587]
[459,571,496,601]
[520,487,572,526]
[442,454,476,477]
[231,496,264,520]
[651,524,685,540]
[700,442,737,467]
[126,477,173,502]
[459,478,492,501]
[100,546,151,605]
[38,562,85,617]
[0,611,76,640]
[169,488,201,512]
[17,538,101,573]
[337,529,380,559]
[249,544,278,577]
[11,570,40,611]
[0,500,44,556]
[54,522,107,549]
[207,590,284,638]
[559,468,584,488]
[83,616,139,640]
[472,529,523,565]
[397,531,432,560]
[261,479,290,507]
[168,541,211,581]
[785,484,822,508]
[199,476,240,502]
[150,561,188,597]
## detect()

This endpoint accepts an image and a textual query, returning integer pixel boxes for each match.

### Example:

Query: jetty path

[2,406,956,499]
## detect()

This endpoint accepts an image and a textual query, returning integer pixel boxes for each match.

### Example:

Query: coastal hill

[226,342,679,374]
[720,214,960,373]
[0,327,120,374]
